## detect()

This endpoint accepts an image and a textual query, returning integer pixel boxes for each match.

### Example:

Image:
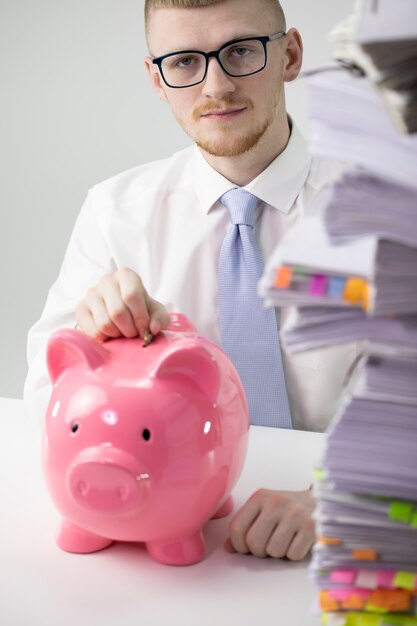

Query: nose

[201,57,236,99]
[67,447,150,514]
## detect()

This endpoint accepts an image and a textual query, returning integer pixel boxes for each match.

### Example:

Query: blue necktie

[218,188,292,428]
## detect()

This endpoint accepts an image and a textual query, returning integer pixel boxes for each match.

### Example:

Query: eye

[177,56,195,68]
[71,422,80,434]
[142,428,151,442]
[230,46,251,57]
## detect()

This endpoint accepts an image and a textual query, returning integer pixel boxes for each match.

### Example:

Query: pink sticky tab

[377,570,395,589]
[329,588,370,601]
[356,570,378,590]
[330,570,356,585]
[309,274,328,296]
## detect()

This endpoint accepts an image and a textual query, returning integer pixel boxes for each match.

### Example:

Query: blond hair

[144,0,286,36]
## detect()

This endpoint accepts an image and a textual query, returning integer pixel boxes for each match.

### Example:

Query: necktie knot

[220,188,259,228]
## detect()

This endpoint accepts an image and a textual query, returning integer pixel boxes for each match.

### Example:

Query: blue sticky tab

[327,276,346,298]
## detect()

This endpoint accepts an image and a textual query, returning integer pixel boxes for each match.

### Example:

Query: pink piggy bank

[43,313,249,566]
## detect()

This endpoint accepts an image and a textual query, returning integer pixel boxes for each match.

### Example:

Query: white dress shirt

[24,124,360,430]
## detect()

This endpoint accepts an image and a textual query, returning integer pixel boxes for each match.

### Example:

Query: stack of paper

[330,0,417,133]
[259,215,417,315]
[311,343,417,625]
[306,70,417,190]
[313,172,417,248]
[281,307,417,354]
[259,4,417,624]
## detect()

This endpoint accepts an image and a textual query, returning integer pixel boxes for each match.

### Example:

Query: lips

[201,107,246,118]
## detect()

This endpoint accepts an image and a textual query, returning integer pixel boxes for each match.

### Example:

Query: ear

[150,340,220,403]
[282,28,303,83]
[47,329,109,384]
[144,56,168,102]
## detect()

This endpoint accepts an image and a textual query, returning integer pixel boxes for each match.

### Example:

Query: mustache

[192,98,253,120]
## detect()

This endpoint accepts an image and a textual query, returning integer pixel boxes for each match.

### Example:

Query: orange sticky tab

[319,591,339,611]
[362,282,371,312]
[343,277,368,305]
[274,266,292,289]
[368,589,412,612]
[318,537,342,546]
[341,594,366,610]
[352,549,379,561]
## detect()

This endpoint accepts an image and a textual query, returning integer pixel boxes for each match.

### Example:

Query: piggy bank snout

[67,447,150,514]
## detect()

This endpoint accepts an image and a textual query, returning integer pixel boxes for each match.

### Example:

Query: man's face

[145,0,289,158]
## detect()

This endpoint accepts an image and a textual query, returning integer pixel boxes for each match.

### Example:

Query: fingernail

[150,318,161,334]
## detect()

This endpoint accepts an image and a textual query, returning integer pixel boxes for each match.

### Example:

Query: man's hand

[224,488,315,561]
[75,268,170,342]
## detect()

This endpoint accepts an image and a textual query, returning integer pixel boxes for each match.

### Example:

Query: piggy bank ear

[47,329,109,384]
[151,340,220,403]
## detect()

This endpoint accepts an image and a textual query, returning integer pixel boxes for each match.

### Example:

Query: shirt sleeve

[23,188,116,428]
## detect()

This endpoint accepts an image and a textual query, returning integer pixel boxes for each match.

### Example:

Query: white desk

[0,397,325,626]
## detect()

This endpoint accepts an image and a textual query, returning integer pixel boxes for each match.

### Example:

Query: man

[25,0,357,560]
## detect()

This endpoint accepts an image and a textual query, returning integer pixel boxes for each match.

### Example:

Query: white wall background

[0,0,353,398]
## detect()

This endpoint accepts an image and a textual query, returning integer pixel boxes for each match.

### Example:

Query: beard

[178,96,278,158]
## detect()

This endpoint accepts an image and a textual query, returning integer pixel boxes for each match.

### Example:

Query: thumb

[147,297,171,335]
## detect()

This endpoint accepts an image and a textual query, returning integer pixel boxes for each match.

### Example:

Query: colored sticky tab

[356,570,378,590]
[388,501,413,523]
[343,277,368,306]
[352,549,379,561]
[342,594,366,610]
[362,282,371,312]
[319,536,343,546]
[358,614,381,626]
[319,591,339,611]
[274,266,292,289]
[314,468,326,481]
[393,572,416,591]
[377,571,395,589]
[327,275,346,298]
[309,274,328,296]
[330,570,356,585]
[368,589,411,612]
[411,511,417,528]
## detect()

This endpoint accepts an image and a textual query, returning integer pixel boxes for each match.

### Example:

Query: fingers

[228,493,262,554]
[75,268,170,341]
[147,296,172,336]
[226,489,315,561]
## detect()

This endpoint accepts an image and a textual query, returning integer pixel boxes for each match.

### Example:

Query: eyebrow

[151,33,268,58]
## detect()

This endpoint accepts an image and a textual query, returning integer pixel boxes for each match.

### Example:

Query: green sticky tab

[388,501,413,523]
[411,511,417,528]
[393,571,416,590]
[320,614,328,626]
[314,468,325,481]
[293,265,309,275]
[365,602,387,614]
[358,614,381,626]
[381,615,417,625]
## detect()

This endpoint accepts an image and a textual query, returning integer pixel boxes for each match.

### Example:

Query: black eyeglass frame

[152,31,286,89]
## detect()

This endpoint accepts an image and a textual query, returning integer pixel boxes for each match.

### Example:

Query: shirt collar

[193,122,312,215]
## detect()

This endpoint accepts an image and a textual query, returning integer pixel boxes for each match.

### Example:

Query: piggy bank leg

[56,520,114,554]
[211,496,233,519]
[146,531,205,566]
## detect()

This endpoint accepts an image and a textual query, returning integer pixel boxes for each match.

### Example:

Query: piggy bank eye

[71,422,80,434]
[142,428,151,442]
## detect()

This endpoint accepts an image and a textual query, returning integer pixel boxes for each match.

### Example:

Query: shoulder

[306,155,346,192]
[297,155,347,216]
[87,144,195,210]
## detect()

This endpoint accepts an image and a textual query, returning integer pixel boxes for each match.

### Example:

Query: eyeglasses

[152,31,286,89]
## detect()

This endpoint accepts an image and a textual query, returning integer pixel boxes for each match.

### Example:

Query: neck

[198,115,291,187]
